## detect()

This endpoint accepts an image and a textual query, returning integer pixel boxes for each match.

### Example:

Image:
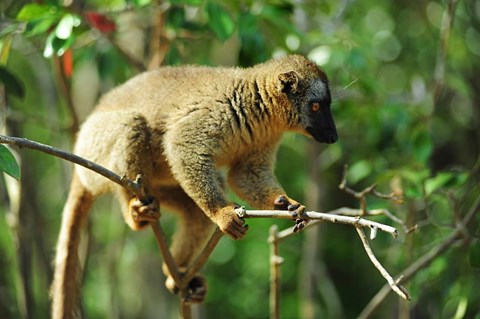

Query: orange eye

[311,102,321,112]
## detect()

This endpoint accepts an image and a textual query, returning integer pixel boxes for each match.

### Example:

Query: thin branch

[338,164,406,228]
[52,55,80,136]
[181,227,224,289]
[0,135,142,197]
[268,225,282,319]
[147,3,171,70]
[433,0,459,108]
[150,221,182,284]
[237,209,398,238]
[358,194,480,319]
[109,37,147,72]
[355,227,410,300]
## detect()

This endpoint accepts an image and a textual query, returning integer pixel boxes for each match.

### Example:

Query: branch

[268,225,283,319]
[356,227,410,300]
[236,208,398,238]
[0,135,142,197]
[433,0,459,108]
[52,55,80,135]
[358,194,480,319]
[181,227,224,289]
[339,164,408,231]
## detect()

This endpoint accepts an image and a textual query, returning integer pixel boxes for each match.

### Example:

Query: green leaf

[0,34,12,65]
[207,2,235,42]
[171,0,203,4]
[0,145,20,180]
[469,241,480,268]
[424,171,469,196]
[425,172,455,196]
[17,3,54,21]
[25,16,58,37]
[348,160,372,184]
[0,66,25,99]
[413,130,433,164]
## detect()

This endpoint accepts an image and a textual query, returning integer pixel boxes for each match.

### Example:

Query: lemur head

[276,55,338,144]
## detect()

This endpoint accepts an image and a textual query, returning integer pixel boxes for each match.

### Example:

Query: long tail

[51,172,93,319]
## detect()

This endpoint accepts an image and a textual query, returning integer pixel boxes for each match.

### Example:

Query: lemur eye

[311,102,321,112]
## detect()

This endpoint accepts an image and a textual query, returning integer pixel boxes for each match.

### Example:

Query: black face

[300,79,338,144]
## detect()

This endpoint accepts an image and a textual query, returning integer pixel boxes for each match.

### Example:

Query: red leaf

[84,11,116,33]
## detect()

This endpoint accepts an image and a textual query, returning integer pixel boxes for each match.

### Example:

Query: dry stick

[52,55,80,135]
[268,225,283,319]
[238,209,398,237]
[358,194,480,319]
[176,228,223,319]
[181,227,224,288]
[0,135,141,194]
[355,227,410,300]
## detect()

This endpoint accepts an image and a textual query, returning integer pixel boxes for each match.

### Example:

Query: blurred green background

[0,0,479,318]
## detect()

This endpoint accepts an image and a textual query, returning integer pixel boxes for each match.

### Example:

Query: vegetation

[0,0,479,318]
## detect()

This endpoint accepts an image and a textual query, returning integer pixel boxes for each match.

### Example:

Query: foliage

[0,145,20,180]
[0,0,479,318]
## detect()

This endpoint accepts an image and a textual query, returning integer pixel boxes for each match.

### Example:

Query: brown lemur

[51,54,338,318]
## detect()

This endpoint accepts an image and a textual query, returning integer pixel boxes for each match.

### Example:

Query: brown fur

[51,55,337,318]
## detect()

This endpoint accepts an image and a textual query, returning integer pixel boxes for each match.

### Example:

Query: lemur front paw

[165,274,208,304]
[274,195,308,232]
[129,196,160,228]
[215,205,248,240]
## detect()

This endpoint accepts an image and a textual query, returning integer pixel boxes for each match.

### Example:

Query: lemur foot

[274,195,309,232]
[165,274,208,304]
[129,196,160,228]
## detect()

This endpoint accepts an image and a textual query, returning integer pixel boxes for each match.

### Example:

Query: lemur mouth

[307,127,338,144]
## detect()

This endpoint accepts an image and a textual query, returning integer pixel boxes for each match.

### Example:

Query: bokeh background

[0,0,479,318]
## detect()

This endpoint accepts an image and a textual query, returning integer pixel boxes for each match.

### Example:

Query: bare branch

[268,225,282,319]
[181,227,224,288]
[355,227,410,300]
[0,135,142,197]
[150,221,182,284]
[358,194,480,319]
[237,209,398,238]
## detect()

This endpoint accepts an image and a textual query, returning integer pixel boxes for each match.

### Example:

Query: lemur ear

[278,71,299,94]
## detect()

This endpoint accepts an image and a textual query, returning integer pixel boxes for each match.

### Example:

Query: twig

[358,194,480,319]
[338,164,406,228]
[433,0,459,108]
[237,209,398,238]
[268,225,282,319]
[0,135,143,196]
[147,3,170,70]
[355,227,410,300]
[150,221,182,285]
[181,227,224,289]
[52,55,80,136]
